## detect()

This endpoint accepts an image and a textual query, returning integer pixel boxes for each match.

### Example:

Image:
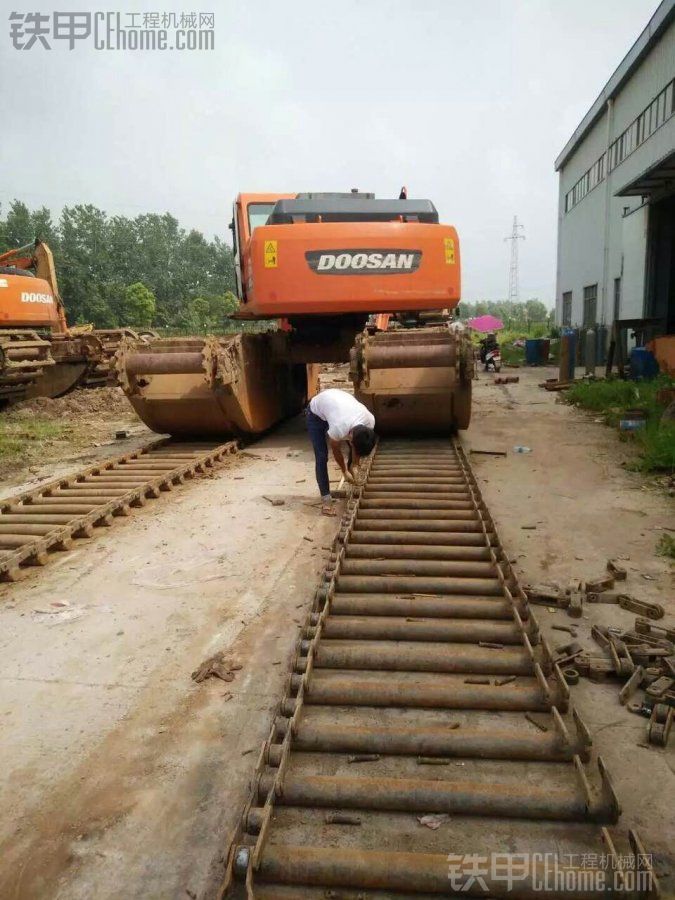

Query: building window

[565,77,675,214]
[562,292,572,326]
[607,77,675,175]
[613,277,621,322]
[583,284,598,327]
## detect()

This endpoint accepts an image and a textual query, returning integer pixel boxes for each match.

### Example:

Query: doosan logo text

[306,249,422,275]
[21,292,53,304]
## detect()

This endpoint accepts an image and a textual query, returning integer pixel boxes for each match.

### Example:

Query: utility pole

[504,216,525,303]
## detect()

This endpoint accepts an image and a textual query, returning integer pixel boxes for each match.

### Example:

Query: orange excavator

[0,240,156,404]
[0,240,103,403]
[115,191,473,436]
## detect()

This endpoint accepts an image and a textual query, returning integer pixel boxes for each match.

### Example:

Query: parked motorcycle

[479,334,502,372]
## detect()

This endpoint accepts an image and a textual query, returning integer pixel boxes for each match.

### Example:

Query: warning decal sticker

[444,238,455,265]
[264,240,278,268]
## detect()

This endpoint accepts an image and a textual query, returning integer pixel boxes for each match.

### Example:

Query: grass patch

[0,418,75,465]
[656,532,675,560]
[566,375,675,473]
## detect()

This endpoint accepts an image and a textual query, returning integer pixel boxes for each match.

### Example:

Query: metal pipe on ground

[260,773,612,822]
[303,674,555,711]
[0,524,60,536]
[360,499,474,510]
[250,845,615,897]
[310,641,533,674]
[48,490,127,497]
[357,509,477,521]
[354,520,481,533]
[344,544,490,561]
[287,721,583,762]
[16,500,102,510]
[336,575,503,595]
[349,529,491,545]
[366,479,465,488]
[368,471,464,479]
[340,559,495,578]
[0,514,76,524]
[0,534,47,548]
[329,593,516,619]
[321,616,527,644]
[364,490,471,500]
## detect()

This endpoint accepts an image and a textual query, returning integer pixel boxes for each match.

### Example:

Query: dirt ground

[0,387,151,492]
[0,367,673,898]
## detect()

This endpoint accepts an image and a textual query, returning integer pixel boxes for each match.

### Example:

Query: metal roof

[555,0,675,171]
[615,148,675,196]
[266,199,439,224]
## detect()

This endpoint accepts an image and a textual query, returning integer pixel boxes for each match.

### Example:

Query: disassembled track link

[223,439,659,899]
[0,438,238,582]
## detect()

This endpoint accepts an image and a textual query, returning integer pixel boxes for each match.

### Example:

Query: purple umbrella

[467,314,504,333]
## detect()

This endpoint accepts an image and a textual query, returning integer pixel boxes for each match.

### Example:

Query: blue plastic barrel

[525,339,540,366]
[630,347,659,380]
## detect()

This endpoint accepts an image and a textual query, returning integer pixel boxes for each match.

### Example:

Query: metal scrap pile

[526,566,673,749]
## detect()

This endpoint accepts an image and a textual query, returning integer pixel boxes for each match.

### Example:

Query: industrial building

[555,0,675,337]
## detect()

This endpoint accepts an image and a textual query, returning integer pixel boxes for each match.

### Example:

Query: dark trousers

[306,410,331,497]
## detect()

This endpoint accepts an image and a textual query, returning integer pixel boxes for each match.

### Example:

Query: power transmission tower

[504,216,525,302]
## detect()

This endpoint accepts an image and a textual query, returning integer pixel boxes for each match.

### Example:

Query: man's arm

[329,438,354,483]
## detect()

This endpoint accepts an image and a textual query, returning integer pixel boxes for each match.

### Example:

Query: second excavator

[0,240,157,404]
[115,191,473,436]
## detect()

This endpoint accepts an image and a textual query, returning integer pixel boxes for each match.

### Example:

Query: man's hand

[343,470,356,485]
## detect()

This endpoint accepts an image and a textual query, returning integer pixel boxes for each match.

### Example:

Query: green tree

[122,282,156,327]
[525,299,548,323]
[3,200,34,248]
[0,198,238,327]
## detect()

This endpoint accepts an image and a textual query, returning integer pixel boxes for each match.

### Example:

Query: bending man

[306,388,377,515]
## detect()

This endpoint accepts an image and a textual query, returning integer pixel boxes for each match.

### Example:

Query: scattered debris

[348,753,380,763]
[32,600,85,624]
[263,495,285,506]
[417,756,450,765]
[464,676,490,685]
[191,652,242,684]
[607,559,627,581]
[469,448,507,457]
[418,813,449,830]
[586,574,615,593]
[555,607,675,748]
[495,675,516,686]
[513,445,532,453]
[326,812,361,825]
[494,375,519,385]
[115,429,130,440]
[524,713,548,732]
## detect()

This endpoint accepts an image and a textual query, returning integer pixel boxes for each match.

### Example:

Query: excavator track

[84,328,159,388]
[0,438,237,582]
[224,439,658,899]
[0,330,55,403]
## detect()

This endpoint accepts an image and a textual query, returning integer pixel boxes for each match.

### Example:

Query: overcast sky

[0,0,659,305]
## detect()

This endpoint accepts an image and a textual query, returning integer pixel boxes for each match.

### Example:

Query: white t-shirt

[309,389,375,440]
